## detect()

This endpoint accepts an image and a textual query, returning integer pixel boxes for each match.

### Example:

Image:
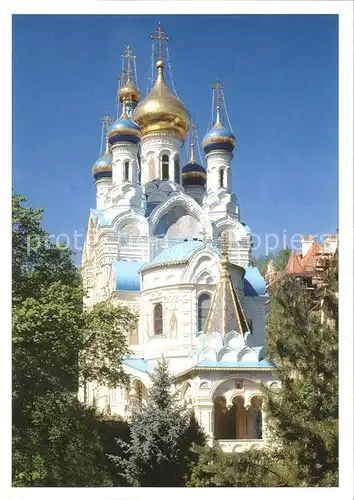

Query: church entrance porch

[213,394,263,452]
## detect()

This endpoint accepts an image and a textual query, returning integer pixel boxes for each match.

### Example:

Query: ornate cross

[149,22,171,61]
[121,45,136,79]
[212,78,224,108]
[102,111,113,131]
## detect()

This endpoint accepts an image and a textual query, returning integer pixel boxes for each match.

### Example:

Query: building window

[124,161,130,181]
[198,293,211,332]
[154,303,163,335]
[219,169,224,188]
[235,380,243,390]
[161,154,169,180]
[174,155,180,183]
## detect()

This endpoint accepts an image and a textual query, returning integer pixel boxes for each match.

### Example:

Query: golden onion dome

[132,60,190,141]
[118,77,140,103]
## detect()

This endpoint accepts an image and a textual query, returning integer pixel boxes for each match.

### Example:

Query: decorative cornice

[176,365,276,380]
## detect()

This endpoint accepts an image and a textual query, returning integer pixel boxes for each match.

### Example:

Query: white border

[2,1,353,499]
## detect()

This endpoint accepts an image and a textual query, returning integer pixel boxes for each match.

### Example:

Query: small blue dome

[107,112,141,146]
[182,161,207,188]
[202,111,236,154]
[92,150,112,181]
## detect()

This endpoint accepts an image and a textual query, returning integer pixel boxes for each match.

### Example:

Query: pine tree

[264,260,338,486]
[188,254,338,487]
[109,359,206,486]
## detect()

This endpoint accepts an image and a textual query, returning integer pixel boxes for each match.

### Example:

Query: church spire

[204,232,250,336]
[118,45,140,116]
[149,21,171,63]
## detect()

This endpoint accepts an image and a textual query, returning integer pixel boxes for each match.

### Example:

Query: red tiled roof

[301,242,323,271]
[285,242,323,276]
[285,250,304,274]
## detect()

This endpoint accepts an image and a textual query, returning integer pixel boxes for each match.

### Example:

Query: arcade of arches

[214,395,262,440]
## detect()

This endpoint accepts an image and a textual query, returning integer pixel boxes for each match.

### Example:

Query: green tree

[12,193,133,486]
[187,445,293,487]
[189,255,338,488]
[264,265,338,486]
[251,248,291,276]
[80,302,135,394]
[109,359,206,486]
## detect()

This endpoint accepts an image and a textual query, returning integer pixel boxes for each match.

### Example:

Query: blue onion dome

[92,145,112,182]
[182,143,207,188]
[107,102,141,147]
[202,106,236,154]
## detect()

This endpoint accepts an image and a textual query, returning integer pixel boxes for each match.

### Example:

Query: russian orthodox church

[80,23,278,452]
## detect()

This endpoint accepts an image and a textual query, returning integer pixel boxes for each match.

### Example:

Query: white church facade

[80,23,278,453]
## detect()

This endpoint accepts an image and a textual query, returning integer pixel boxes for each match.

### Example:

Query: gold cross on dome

[121,45,136,79]
[118,69,127,87]
[149,22,171,61]
[212,78,224,108]
[102,111,113,131]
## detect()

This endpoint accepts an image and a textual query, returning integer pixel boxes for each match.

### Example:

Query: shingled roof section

[204,251,250,337]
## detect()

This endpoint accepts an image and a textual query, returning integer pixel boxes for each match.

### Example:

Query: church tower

[92,112,113,210]
[105,46,144,213]
[202,80,239,220]
[133,23,190,187]
[182,122,207,205]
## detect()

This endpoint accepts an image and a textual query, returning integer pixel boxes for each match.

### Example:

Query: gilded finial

[118,69,127,87]
[121,45,136,82]
[102,111,113,131]
[150,22,171,62]
[189,142,196,163]
[212,79,224,127]
[212,78,224,108]
[215,106,222,125]
[101,112,113,154]
[120,101,128,119]
[220,231,230,275]
[118,47,140,104]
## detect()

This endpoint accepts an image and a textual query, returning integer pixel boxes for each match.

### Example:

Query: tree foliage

[251,248,291,276]
[264,259,338,486]
[80,302,135,389]
[12,193,133,486]
[109,359,206,486]
[187,445,295,487]
[189,255,338,487]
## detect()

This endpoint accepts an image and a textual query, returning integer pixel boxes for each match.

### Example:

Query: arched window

[161,154,169,180]
[198,293,211,332]
[174,155,180,183]
[219,169,224,188]
[154,303,163,335]
[124,161,130,181]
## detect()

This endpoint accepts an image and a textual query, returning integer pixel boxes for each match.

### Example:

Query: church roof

[195,359,275,370]
[139,239,218,271]
[243,266,266,296]
[204,252,250,336]
[122,358,153,373]
[285,250,305,274]
[112,260,147,291]
[285,242,324,277]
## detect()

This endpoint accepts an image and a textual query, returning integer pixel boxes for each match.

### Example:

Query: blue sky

[13,14,338,258]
